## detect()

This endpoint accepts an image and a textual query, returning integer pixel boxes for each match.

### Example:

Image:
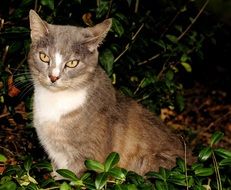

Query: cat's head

[28,10,112,91]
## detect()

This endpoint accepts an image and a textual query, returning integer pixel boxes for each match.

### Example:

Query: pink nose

[49,75,59,83]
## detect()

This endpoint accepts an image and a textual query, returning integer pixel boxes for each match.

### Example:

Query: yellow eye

[39,52,50,63]
[65,60,80,68]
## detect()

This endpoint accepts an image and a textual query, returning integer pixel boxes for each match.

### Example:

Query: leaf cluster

[1,0,223,115]
[0,132,231,190]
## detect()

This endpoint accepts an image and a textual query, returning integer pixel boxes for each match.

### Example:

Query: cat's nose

[49,75,59,83]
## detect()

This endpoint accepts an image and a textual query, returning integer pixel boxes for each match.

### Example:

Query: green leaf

[0,154,7,163]
[165,70,174,81]
[168,172,187,186]
[41,0,54,10]
[60,182,72,190]
[33,162,53,171]
[99,49,114,76]
[159,167,169,180]
[176,94,185,112]
[198,147,212,161]
[194,167,214,177]
[214,148,231,159]
[219,158,231,167]
[0,181,17,190]
[85,159,104,173]
[56,169,79,181]
[24,157,32,172]
[210,131,224,146]
[155,180,168,190]
[112,18,124,37]
[166,34,178,43]
[95,172,108,189]
[108,167,126,180]
[145,171,165,181]
[176,158,186,172]
[180,62,192,72]
[104,152,120,172]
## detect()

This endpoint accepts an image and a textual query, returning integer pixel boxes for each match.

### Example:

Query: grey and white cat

[28,10,192,176]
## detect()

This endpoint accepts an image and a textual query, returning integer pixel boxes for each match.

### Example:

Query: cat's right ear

[29,10,49,42]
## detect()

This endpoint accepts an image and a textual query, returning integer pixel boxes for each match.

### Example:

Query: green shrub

[1,132,231,190]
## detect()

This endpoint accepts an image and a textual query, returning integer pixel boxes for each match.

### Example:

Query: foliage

[0,132,231,190]
[0,0,231,189]
[1,0,227,115]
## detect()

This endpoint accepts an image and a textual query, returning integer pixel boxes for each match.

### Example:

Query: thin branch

[114,23,144,63]
[137,53,161,65]
[134,0,139,13]
[177,0,210,41]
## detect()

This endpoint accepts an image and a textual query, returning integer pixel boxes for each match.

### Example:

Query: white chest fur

[33,85,87,124]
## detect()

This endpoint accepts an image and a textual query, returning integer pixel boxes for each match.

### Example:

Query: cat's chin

[40,82,68,92]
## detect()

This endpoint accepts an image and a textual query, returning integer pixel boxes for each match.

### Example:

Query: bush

[0,131,231,190]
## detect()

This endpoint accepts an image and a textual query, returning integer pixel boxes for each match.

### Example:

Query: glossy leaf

[194,167,214,177]
[198,147,212,161]
[95,172,108,189]
[85,159,104,173]
[168,172,187,186]
[108,167,126,180]
[104,152,120,172]
[56,169,79,181]
[214,148,231,158]
[210,132,224,146]
[219,158,231,166]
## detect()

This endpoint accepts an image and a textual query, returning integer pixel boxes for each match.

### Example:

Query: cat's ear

[85,19,112,51]
[29,10,49,42]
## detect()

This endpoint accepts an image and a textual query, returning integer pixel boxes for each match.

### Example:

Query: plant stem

[177,0,210,41]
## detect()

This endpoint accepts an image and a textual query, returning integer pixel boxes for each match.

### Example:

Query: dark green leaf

[99,49,114,76]
[194,167,214,177]
[24,157,32,172]
[166,70,174,81]
[26,183,38,190]
[85,159,104,173]
[104,152,120,172]
[112,18,124,37]
[33,162,53,171]
[155,180,168,190]
[210,132,224,146]
[41,0,54,10]
[168,172,187,186]
[219,158,231,166]
[214,148,231,159]
[176,94,185,112]
[95,172,108,189]
[145,171,165,181]
[166,34,178,43]
[198,147,212,161]
[0,181,17,190]
[56,169,79,181]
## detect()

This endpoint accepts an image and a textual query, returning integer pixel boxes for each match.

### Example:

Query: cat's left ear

[29,10,49,42]
[85,19,112,51]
